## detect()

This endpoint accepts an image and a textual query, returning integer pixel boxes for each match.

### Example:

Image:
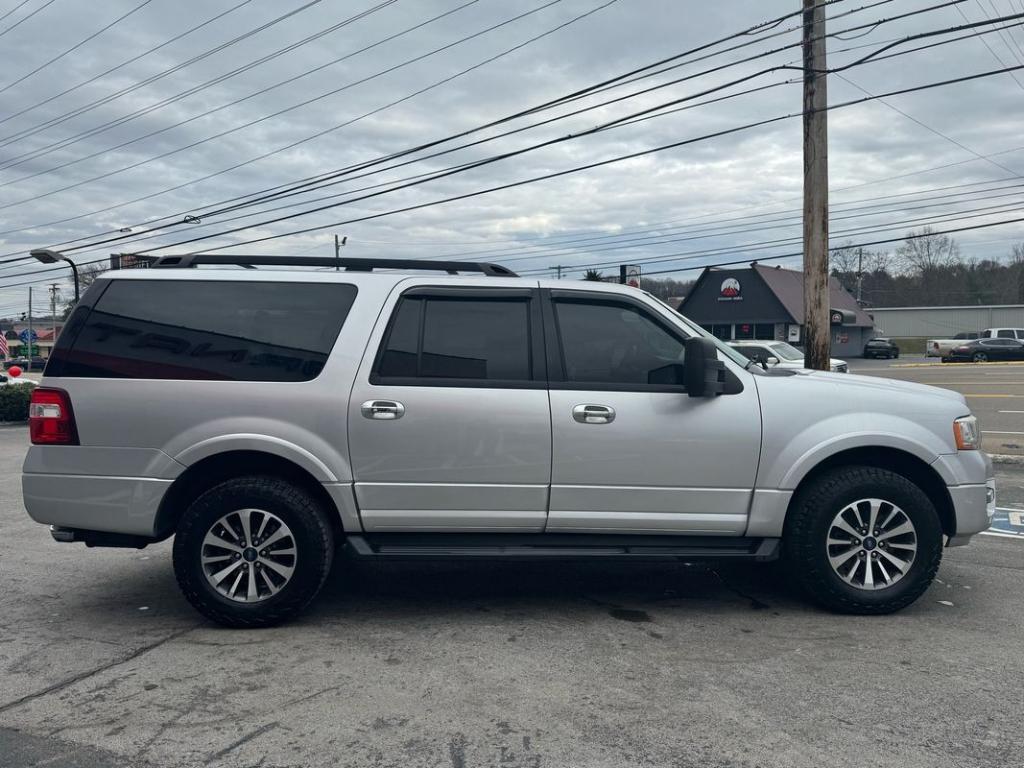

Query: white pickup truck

[926,332,979,359]
[928,328,1024,359]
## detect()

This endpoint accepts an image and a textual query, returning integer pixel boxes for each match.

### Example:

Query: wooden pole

[802,0,830,370]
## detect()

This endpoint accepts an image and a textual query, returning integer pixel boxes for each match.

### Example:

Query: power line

[0,0,35,25]
[3,0,966,254]
[0,0,326,146]
[834,72,1021,177]
[516,197,1024,276]
[0,0,57,40]
[0,0,402,169]
[955,0,1024,88]
[0,0,255,130]
[0,0,154,95]
[122,64,1024,257]
[0,0,891,246]
[0,0,595,210]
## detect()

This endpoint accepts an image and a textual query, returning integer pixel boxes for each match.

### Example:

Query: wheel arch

[787,446,956,538]
[154,450,345,541]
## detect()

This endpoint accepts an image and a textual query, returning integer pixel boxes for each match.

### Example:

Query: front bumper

[946,477,996,546]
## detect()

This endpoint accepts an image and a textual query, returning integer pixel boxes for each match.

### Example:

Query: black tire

[173,476,334,628]
[782,466,943,615]
[973,352,988,363]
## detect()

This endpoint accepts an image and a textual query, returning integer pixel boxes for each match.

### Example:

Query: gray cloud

[1,0,1024,314]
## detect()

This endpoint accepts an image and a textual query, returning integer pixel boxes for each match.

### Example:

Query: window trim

[543,289,694,393]
[543,289,743,394]
[369,286,547,389]
[45,278,357,382]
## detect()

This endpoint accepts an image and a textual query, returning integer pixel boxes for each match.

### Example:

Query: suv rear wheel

[783,466,943,614]
[173,476,334,627]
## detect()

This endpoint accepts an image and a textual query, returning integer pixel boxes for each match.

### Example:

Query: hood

[790,369,967,405]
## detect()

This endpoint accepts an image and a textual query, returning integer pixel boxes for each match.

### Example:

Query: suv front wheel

[783,466,943,614]
[173,476,334,627]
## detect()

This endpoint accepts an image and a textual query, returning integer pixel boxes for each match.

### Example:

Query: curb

[990,453,1024,466]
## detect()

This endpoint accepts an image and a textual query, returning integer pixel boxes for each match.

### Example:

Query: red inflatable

[7,366,21,378]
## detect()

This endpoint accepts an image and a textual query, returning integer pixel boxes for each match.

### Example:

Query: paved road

[850,355,1024,456]
[1,427,1022,767]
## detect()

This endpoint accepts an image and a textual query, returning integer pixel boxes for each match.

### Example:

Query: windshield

[768,342,805,361]
[644,293,752,367]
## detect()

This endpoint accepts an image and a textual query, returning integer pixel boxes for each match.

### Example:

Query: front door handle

[572,404,615,424]
[361,400,405,420]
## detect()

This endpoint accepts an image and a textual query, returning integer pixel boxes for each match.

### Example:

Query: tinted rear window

[375,295,532,383]
[49,280,357,381]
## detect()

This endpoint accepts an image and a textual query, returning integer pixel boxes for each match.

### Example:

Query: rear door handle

[361,400,405,420]
[572,404,615,424]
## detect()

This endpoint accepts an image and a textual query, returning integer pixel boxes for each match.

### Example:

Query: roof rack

[146,254,518,276]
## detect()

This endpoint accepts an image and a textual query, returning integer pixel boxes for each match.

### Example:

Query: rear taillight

[29,388,78,445]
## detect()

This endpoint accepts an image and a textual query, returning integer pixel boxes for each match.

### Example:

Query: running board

[345,534,780,562]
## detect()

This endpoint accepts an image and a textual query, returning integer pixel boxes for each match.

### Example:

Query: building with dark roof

[677,263,875,358]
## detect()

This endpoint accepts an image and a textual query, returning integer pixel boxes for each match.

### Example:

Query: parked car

[926,332,979,359]
[863,338,900,359]
[945,338,1024,363]
[23,256,994,626]
[4,356,46,371]
[728,340,848,372]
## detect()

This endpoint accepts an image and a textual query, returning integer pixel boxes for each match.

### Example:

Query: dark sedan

[945,338,1024,362]
[863,338,900,359]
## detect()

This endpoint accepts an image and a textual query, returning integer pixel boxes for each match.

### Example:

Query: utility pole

[49,283,60,346]
[334,234,347,271]
[802,0,830,370]
[549,265,563,279]
[27,287,33,371]
[856,247,864,304]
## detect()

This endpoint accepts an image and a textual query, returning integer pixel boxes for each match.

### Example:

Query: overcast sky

[2,0,1024,315]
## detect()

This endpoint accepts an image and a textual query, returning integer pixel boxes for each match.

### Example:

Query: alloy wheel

[825,498,917,591]
[201,508,297,603]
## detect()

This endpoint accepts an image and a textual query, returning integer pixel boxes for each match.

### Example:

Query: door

[544,290,761,534]
[348,285,552,532]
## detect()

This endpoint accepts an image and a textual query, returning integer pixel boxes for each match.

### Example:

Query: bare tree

[897,227,961,273]
[1010,242,1024,303]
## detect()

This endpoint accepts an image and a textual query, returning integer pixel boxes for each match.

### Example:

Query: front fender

[760,416,953,491]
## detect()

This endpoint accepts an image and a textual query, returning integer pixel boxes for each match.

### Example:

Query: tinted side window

[376,296,532,383]
[554,299,686,386]
[997,329,1015,338]
[52,280,356,381]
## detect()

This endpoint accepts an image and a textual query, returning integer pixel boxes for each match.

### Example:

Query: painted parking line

[987,507,1024,538]
[983,431,1024,435]
[997,410,1024,414]
[893,361,1024,368]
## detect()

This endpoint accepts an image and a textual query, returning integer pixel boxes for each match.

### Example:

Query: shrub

[0,383,36,422]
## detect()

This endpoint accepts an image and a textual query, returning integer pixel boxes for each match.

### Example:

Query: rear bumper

[22,473,170,538]
[946,479,996,546]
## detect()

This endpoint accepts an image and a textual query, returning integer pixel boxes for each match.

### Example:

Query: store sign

[718,278,742,302]
[625,264,641,288]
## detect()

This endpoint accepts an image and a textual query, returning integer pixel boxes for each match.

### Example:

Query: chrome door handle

[361,400,405,420]
[572,404,615,424]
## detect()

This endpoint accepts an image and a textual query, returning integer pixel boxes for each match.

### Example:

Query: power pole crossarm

[803,0,830,370]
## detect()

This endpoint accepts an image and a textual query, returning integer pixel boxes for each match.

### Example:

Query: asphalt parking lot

[0,422,1022,768]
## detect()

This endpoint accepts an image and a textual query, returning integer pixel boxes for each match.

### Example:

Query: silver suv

[23,255,995,626]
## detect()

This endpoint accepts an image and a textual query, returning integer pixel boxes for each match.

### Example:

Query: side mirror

[684,337,726,398]
[765,356,779,365]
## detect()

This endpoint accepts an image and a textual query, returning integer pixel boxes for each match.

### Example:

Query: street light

[30,249,79,303]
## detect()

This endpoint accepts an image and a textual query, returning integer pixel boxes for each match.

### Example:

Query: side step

[346,533,780,562]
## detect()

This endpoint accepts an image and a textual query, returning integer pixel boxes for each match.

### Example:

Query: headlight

[954,415,980,450]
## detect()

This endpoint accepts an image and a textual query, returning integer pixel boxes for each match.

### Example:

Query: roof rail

[147,254,518,276]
